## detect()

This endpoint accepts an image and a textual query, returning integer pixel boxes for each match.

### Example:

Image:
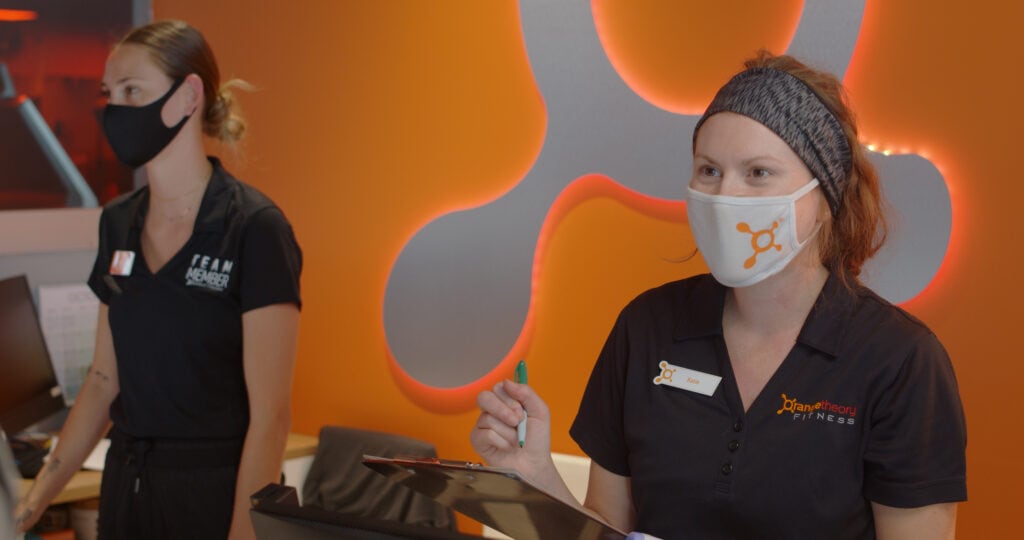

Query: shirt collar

[671,272,856,360]
[796,271,856,358]
[194,157,232,233]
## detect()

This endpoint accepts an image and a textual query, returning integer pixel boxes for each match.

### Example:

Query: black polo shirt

[87,157,302,440]
[570,273,966,539]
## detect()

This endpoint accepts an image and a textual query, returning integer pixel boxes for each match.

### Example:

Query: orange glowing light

[0,9,38,22]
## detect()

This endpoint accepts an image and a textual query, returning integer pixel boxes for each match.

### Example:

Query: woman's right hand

[471,380,554,481]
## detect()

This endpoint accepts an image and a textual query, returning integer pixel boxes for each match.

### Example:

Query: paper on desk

[38,284,98,405]
[82,438,109,471]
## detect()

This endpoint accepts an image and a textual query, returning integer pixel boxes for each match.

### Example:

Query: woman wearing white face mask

[471,51,966,539]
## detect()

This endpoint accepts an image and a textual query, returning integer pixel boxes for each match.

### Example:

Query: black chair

[301,426,455,531]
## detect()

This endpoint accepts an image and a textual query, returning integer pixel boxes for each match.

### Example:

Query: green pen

[514,359,528,447]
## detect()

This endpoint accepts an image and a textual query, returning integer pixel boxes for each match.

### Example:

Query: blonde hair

[119,20,250,143]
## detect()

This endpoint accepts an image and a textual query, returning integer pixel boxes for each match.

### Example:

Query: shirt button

[732,419,743,432]
[727,440,740,452]
[721,462,733,475]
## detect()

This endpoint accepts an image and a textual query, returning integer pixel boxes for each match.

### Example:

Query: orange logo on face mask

[737,220,782,268]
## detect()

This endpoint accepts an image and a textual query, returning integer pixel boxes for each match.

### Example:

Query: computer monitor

[0,275,65,437]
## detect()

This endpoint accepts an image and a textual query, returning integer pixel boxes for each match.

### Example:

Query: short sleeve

[87,209,114,304]
[569,309,632,476]
[862,333,967,507]
[238,207,303,312]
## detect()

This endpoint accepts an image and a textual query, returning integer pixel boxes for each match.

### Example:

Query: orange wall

[154,1,1024,536]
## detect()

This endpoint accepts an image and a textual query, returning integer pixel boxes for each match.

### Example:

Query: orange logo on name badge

[109,250,135,276]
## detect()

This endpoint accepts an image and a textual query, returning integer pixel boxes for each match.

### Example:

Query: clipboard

[362,455,627,540]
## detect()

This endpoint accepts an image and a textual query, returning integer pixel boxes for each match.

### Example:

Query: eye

[750,167,771,178]
[699,165,721,178]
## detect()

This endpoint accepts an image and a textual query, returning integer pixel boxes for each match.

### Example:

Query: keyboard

[8,437,50,478]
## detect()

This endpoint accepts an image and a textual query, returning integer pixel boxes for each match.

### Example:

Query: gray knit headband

[693,67,852,216]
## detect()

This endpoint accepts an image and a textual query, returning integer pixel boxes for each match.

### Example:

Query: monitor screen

[0,275,65,437]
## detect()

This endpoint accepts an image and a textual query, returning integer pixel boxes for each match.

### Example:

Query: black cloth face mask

[102,77,192,168]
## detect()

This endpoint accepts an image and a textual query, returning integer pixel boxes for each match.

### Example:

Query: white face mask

[686,178,821,288]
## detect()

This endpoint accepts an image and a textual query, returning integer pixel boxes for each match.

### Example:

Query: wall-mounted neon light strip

[0,9,38,22]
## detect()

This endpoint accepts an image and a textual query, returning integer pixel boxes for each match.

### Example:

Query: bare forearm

[526,460,581,509]
[231,304,298,539]
[227,415,290,540]
[18,370,113,526]
[873,502,957,539]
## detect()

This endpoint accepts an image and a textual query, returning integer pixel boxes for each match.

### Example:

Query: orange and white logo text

[777,393,857,426]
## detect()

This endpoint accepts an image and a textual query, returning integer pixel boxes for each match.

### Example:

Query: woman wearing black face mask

[14,20,302,540]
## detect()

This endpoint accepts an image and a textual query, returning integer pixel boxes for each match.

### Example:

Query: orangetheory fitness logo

[777,393,857,426]
[737,220,782,269]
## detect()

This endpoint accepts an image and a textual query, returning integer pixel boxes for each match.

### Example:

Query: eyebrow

[692,153,719,164]
[100,76,140,88]
[740,155,785,166]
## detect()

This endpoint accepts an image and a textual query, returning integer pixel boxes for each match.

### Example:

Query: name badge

[109,250,135,276]
[652,360,722,397]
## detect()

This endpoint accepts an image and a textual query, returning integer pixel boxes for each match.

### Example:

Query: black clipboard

[362,455,627,540]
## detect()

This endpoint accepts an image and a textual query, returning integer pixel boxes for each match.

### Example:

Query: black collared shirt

[570,273,966,539]
[88,158,302,439]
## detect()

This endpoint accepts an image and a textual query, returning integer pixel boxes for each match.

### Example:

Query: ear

[183,73,204,116]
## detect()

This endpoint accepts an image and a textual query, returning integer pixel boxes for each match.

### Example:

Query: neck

[144,130,212,197]
[725,255,829,334]
[142,131,212,223]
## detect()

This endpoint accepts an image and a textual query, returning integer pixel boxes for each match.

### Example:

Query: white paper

[82,437,110,471]
[37,284,98,405]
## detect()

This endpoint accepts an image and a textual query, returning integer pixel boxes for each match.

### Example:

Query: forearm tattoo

[15,505,33,529]
[89,366,111,382]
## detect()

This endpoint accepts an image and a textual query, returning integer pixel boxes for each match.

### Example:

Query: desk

[18,432,319,505]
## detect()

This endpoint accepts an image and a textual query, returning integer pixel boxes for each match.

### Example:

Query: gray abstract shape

[861,153,951,302]
[384,0,947,388]
[787,0,864,77]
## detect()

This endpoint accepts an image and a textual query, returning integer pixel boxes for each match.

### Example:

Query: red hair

[743,51,888,286]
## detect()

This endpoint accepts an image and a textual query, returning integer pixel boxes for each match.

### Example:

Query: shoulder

[98,186,146,232]
[840,285,952,377]
[847,286,939,348]
[219,169,278,216]
[212,162,294,230]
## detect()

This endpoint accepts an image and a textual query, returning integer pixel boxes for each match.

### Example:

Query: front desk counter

[17,432,319,505]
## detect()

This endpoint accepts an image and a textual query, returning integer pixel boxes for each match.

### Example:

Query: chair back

[302,426,455,530]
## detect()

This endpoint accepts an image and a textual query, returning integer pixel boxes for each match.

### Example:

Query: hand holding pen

[470,360,553,477]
